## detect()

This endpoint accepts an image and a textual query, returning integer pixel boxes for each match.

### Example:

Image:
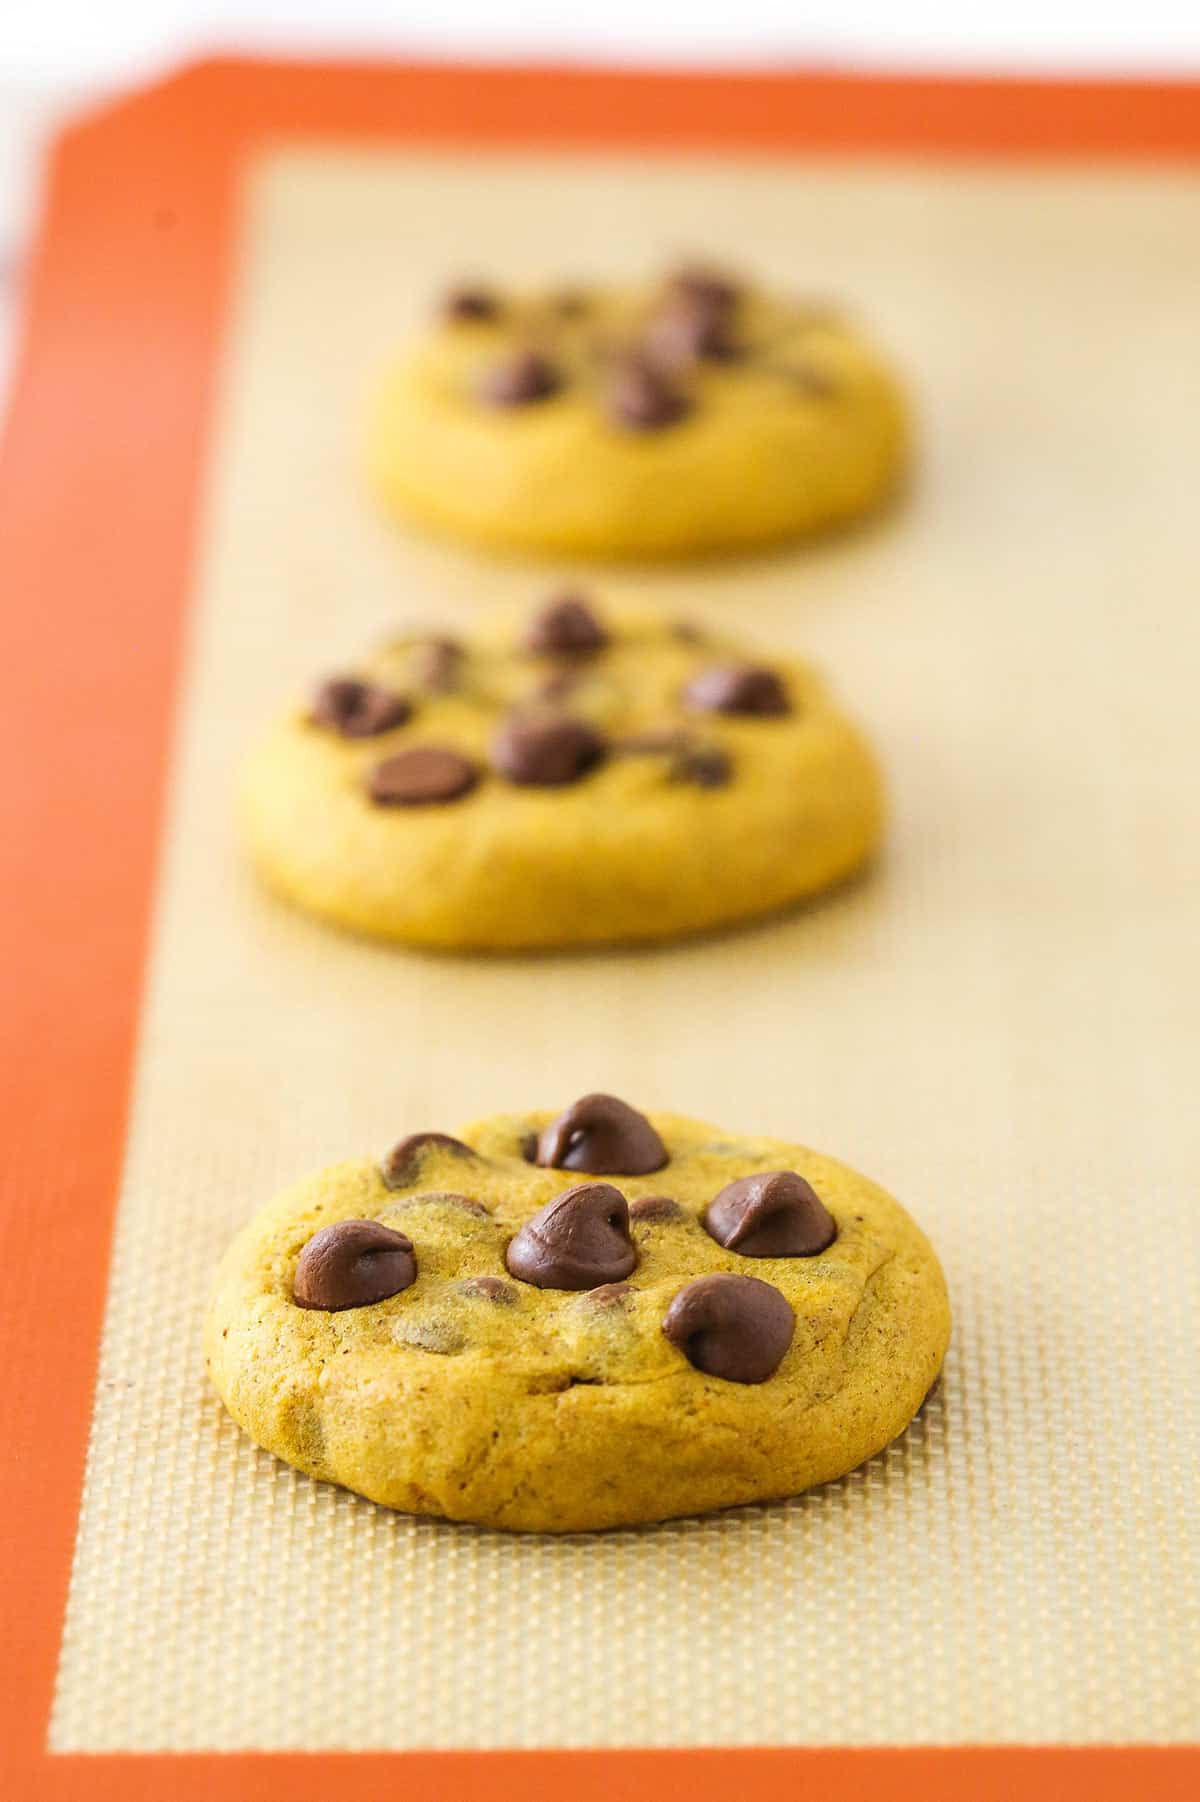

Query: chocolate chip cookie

[366,262,908,557]
[205,1096,950,1532]
[238,593,883,949]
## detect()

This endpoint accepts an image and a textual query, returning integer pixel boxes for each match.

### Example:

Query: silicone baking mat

[2,58,1198,1802]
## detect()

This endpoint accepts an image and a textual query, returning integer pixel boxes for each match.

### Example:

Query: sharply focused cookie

[239,593,883,949]
[206,1096,950,1532]
[366,263,908,557]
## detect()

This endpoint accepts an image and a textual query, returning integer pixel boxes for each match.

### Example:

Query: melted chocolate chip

[491,711,605,787]
[478,350,561,407]
[586,1282,634,1308]
[505,1183,636,1290]
[684,664,790,717]
[409,637,463,692]
[311,677,410,739]
[704,1170,837,1258]
[672,745,732,788]
[458,1275,517,1304]
[536,1093,668,1176]
[525,593,607,656]
[367,746,478,806]
[604,354,690,431]
[444,285,502,322]
[381,1131,478,1189]
[629,1194,684,1223]
[662,1273,794,1383]
[293,1220,415,1311]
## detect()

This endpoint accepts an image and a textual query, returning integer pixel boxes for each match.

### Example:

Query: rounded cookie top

[367,262,908,557]
[239,593,884,950]
[205,1096,950,1532]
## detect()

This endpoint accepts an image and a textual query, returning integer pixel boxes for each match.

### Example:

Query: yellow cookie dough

[205,1101,951,1533]
[366,266,909,558]
[238,595,883,950]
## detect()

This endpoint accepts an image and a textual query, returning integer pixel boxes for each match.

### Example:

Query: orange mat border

[1,56,1198,1802]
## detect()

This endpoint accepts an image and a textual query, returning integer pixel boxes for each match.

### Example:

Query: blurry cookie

[367,263,908,557]
[205,1096,950,1532]
[238,592,883,949]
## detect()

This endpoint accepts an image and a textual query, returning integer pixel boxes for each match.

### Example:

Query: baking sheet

[48,147,1200,1750]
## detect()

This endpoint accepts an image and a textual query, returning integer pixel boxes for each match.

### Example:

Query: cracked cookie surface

[205,1101,949,1532]
[238,595,883,950]
[366,265,908,557]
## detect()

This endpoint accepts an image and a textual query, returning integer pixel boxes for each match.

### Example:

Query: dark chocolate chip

[629,1194,684,1223]
[505,1182,636,1291]
[525,593,608,656]
[671,745,732,788]
[293,1219,416,1311]
[458,1275,517,1304]
[478,349,561,407]
[604,354,690,431]
[490,711,605,787]
[444,285,502,322]
[662,1273,794,1383]
[585,1282,634,1308]
[311,677,411,739]
[645,297,740,367]
[684,664,790,717]
[409,637,463,692]
[704,1170,837,1258]
[367,746,478,806]
[381,1131,478,1189]
[536,1093,668,1176]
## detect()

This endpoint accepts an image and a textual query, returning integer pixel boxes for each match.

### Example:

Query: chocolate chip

[629,1194,683,1223]
[381,1131,478,1189]
[668,264,740,311]
[293,1219,415,1311]
[645,298,740,367]
[536,1093,668,1175]
[505,1182,636,1290]
[478,350,561,407]
[662,1273,794,1383]
[604,354,690,431]
[525,593,607,656]
[704,1170,836,1258]
[311,677,411,739]
[671,745,732,788]
[409,637,463,692]
[491,711,605,787]
[684,665,790,717]
[444,285,501,322]
[585,1282,633,1308]
[459,1275,517,1304]
[367,746,478,806]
